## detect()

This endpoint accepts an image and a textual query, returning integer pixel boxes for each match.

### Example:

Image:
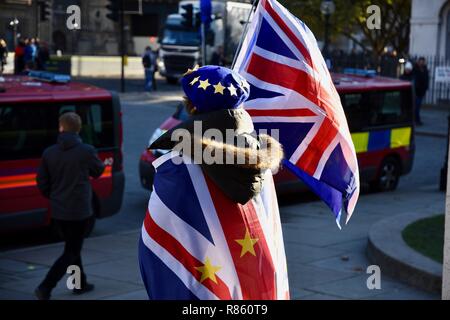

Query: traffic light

[39,0,51,22]
[106,0,120,22]
[181,4,194,28]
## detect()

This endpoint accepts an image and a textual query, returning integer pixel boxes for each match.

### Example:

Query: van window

[0,104,54,161]
[58,102,114,148]
[340,93,369,131]
[368,90,412,126]
[341,89,413,131]
[0,101,114,161]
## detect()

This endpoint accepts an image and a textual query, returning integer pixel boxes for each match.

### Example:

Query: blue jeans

[415,95,424,123]
[144,68,154,91]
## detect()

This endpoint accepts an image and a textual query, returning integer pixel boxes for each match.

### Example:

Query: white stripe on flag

[287,114,324,164]
[185,159,244,300]
[254,171,289,299]
[148,191,241,296]
[141,225,220,300]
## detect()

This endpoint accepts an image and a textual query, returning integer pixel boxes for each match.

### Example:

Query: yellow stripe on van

[390,127,411,148]
[351,132,369,153]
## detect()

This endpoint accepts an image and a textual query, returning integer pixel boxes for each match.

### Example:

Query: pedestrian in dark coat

[35,112,105,300]
[413,57,429,125]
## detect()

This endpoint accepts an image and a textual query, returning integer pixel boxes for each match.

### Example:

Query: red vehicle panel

[0,74,125,234]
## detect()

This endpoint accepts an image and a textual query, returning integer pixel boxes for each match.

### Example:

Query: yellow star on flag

[183,64,199,76]
[198,78,211,90]
[190,76,200,86]
[227,84,237,96]
[235,229,259,257]
[213,82,225,94]
[195,257,221,283]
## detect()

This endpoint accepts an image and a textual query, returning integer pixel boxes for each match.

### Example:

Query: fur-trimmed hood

[150,108,284,204]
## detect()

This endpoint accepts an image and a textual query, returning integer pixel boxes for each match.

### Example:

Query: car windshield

[161,28,200,46]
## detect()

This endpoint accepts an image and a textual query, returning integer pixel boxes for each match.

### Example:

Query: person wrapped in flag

[138,65,290,300]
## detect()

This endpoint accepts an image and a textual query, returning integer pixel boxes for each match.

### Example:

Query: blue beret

[181,65,250,113]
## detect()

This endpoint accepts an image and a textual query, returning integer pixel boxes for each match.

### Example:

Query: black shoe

[73,283,95,295]
[34,286,51,300]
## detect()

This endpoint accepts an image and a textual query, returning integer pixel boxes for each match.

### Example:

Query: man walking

[142,46,156,91]
[35,112,105,300]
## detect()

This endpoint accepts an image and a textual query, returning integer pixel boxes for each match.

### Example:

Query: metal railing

[330,52,446,106]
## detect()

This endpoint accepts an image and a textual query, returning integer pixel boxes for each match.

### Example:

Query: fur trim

[193,133,284,171]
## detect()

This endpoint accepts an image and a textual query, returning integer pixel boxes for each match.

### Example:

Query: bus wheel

[371,157,401,192]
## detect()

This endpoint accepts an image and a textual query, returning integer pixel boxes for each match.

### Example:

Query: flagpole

[231,0,258,69]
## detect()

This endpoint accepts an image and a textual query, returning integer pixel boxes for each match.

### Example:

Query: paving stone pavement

[0,185,443,300]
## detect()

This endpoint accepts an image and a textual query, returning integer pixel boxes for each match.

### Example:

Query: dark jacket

[150,108,283,204]
[413,65,429,97]
[36,132,105,221]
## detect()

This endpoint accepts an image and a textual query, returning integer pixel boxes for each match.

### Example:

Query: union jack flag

[233,0,360,226]
[139,152,289,300]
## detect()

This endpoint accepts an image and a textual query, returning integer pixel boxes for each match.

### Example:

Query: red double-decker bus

[0,73,124,235]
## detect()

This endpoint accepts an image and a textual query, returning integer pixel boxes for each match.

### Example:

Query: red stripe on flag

[204,175,277,300]
[143,211,232,300]
[296,118,338,175]
[247,54,337,122]
[247,108,316,117]
[263,0,314,69]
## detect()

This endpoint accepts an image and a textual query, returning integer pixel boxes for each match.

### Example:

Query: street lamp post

[9,18,19,46]
[320,0,335,61]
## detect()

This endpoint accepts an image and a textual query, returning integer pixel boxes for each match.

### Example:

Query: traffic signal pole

[201,22,206,66]
[120,0,125,93]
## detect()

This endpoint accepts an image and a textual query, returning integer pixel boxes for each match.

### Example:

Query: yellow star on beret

[213,82,225,94]
[227,84,237,96]
[190,76,200,86]
[198,78,211,90]
[183,64,200,76]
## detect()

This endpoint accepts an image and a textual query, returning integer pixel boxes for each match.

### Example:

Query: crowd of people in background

[400,57,430,126]
[13,38,50,74]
